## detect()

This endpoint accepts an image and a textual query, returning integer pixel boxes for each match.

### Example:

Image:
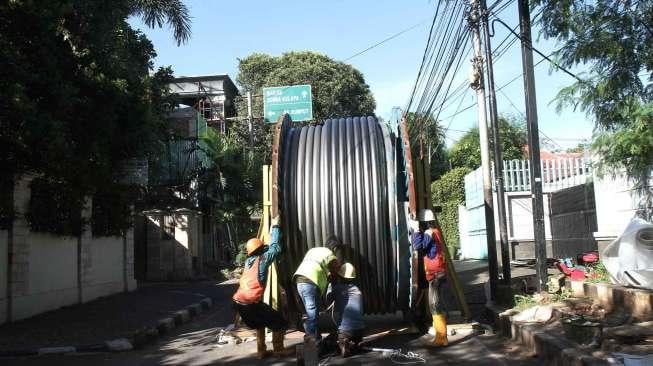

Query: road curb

[0,297,214,358]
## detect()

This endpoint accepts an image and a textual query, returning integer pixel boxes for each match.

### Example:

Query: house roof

[172,74,237,92]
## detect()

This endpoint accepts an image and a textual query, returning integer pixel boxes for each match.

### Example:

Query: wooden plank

[400,117,417,218]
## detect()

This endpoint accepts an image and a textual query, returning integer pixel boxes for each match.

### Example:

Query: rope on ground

[361,347,426,365]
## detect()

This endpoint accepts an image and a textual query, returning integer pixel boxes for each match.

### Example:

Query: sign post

[263,85,313,123]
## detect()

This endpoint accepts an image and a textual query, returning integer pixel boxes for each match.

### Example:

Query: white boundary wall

[1,175,137,324]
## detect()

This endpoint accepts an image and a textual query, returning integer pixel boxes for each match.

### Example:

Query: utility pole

[246,91,253,146]
[518,0,548,291]
[480,0,511,286]
[468,0,499,302]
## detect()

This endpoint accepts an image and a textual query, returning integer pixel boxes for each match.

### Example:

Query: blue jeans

[332,283,365,333]
[296,282,320,340]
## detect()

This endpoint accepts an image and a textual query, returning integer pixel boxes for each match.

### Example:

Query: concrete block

[624,288,653,321]
[38,346,76,355]
[173,310,190,325]
[200,297,213,309]
[187,303,202,317]
[157,317,175,334]
[130,327,159,349]
[105,338,133,352]
[571,280,585,297]
[594,283,623,312]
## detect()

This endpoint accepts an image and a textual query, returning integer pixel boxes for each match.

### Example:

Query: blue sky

[130,0,594,149]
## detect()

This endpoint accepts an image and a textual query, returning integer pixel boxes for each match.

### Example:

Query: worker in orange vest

[232,216,293,358]
[411,209,448,346]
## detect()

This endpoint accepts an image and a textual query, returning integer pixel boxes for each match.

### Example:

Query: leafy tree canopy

[448,115,527,170]
[236,51,376,120]
[0,0,189,195]
[405,112,448,181]
[533,0,653,206]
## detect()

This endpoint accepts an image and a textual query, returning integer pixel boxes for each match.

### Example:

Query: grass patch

[585,262,610,283]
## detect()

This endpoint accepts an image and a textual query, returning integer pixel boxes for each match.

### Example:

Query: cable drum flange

[276,116,400,314]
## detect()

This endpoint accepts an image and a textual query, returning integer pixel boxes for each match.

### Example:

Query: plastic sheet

[602,218,653,290]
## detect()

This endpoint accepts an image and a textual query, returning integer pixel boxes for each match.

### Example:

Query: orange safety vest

[424,228,446,281]
[232,256,265,304]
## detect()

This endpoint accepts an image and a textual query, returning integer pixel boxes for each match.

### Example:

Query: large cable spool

[274,116,402,314]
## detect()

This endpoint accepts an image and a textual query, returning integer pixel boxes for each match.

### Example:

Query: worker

[232,216,292,359]
[411,209,448,346]
[327,262,365,357]
[293,236,342,349]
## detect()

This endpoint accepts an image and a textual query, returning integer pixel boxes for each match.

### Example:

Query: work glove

[271,215,280,227]
[408,219,419,235]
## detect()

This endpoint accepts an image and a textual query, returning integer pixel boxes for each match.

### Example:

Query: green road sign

[263,85,313,123]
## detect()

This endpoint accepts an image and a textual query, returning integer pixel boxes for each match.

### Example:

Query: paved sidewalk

[0,280,237,352]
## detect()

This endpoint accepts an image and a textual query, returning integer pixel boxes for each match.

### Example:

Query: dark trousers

[428,273,446,315]
[233,301,287,331]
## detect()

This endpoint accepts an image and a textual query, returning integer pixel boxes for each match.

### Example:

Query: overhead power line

[343,19,430,61]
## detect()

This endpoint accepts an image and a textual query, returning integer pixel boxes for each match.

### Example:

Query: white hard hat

[338,262,357,279]
[417,209,436,222]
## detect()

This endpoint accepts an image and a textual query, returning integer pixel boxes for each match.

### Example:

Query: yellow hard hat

[245,238,263,255]
[338,262,356,279]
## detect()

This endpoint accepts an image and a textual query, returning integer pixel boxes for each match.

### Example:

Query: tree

[236,51,376,120]
[405,112,449,180]
[431,167,472,257]
[533,0,653,217]
[448,116,527,170]
[0,0,188,198]
[0,1,192,231]
[130,0,191,45]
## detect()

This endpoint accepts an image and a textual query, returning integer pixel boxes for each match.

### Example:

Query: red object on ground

[579,251,599,265]
[570,269,586,281]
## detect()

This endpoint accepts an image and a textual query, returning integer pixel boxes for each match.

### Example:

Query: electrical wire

[344,18,431,62]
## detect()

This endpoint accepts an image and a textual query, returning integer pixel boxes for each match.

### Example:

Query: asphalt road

[2,303,540,366]
[1,261,544,365]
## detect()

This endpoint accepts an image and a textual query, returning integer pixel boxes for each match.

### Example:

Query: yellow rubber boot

[433,314,448,346]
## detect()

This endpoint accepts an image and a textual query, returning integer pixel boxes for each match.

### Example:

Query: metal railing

[502,157,592,192]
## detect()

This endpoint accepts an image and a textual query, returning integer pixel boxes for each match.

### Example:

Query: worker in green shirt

[293,237,342,347]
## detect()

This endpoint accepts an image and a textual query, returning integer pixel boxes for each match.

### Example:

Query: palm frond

[131,0,192,45]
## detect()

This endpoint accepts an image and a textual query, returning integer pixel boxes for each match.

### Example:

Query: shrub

[431,167,471,257]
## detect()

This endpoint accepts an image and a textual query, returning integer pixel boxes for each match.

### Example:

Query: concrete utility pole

[479,0,511,286]
[246,91,253,145]
[518,0,548,291]
[468,0,499,302]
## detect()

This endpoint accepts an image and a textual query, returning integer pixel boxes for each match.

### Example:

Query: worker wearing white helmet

[327,262,365,357]
[411,208,448,346]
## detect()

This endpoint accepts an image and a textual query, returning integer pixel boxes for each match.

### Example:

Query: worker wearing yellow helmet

[327,262,365,357]
[232,216,292,358]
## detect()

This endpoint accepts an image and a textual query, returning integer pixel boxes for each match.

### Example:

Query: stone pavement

[0,280,238,353]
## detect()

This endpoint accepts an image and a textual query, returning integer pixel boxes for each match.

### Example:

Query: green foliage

[236,51,376,120]
[431,167,472,255]
[533,0,653,216]
[405,112,448,181]
[234,242,248,267]
[27,178,84,237]
[129,0,192,45]
[566,141,589,153]
[199,127,265,241]
[448,116,526,170]
[0,1,188,234]
[513,294,538,311]
[586,262,610,284]
[91,188,132,237]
